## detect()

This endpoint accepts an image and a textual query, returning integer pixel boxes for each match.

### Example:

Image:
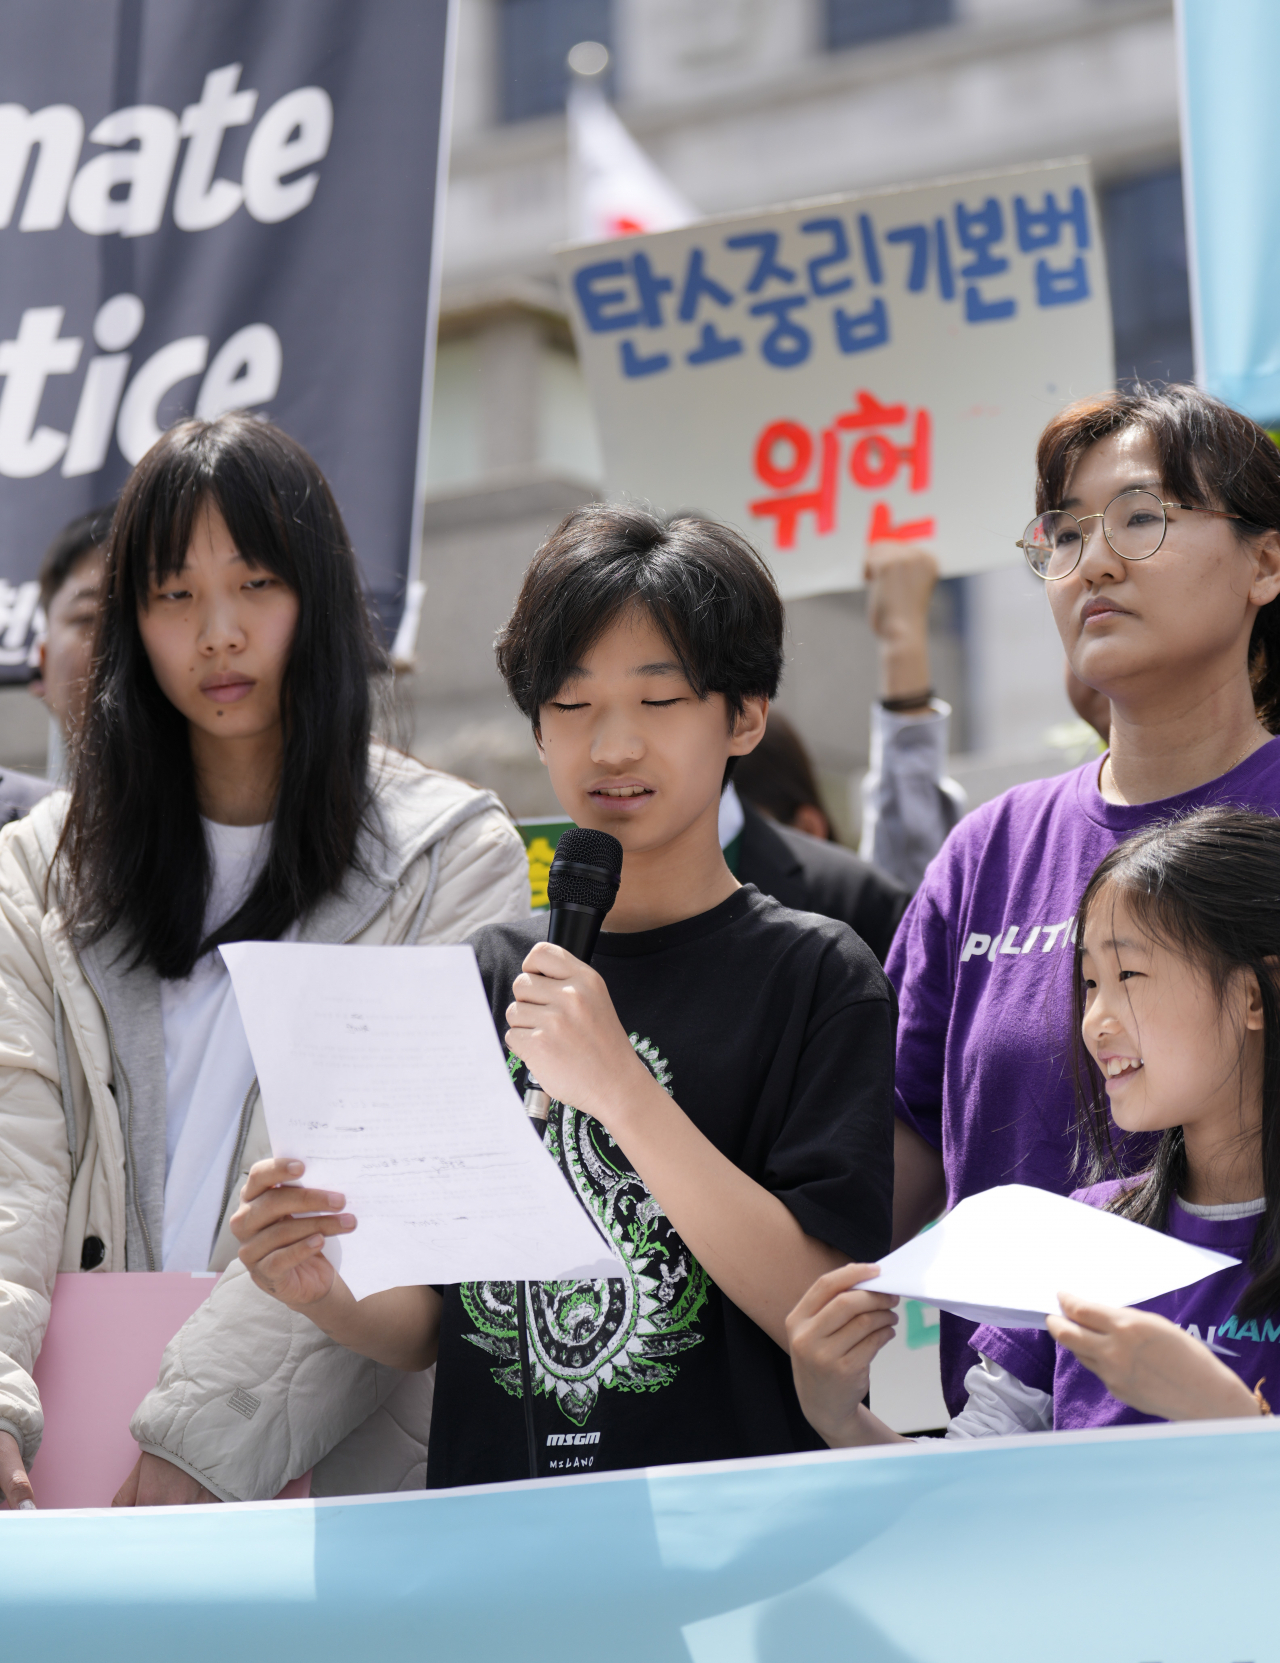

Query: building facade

[0,0,1188,827]
[402,0,1186,827]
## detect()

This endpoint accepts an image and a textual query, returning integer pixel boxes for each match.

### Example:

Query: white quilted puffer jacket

[0,747,530,1500]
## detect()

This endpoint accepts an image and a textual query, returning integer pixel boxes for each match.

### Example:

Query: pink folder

[29,1271,310,1508]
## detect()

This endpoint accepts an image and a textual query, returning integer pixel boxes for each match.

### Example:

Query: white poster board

[557,159,1114,598]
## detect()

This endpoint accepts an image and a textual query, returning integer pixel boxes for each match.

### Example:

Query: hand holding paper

[786,1262,900,1448]
[860,1185,1239,1329]
[220,943,621,1301]
[1046,1295,1262,1422]
[231,1157,351,1309]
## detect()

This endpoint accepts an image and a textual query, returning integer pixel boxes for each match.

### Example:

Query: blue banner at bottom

[3,1419,1277,1662]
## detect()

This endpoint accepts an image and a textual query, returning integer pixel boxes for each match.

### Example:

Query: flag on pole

[566,44,698,243]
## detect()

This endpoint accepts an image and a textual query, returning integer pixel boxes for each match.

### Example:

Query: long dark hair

[1036,384,1280,730]
[60,414,386,979]
[1072,808,1280,1318]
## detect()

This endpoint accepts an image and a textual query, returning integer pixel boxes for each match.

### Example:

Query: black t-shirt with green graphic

[425,885,895,1489]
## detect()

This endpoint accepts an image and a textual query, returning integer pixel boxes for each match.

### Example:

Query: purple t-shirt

[886,738,1280,1414]
[972,1182,1276,1429]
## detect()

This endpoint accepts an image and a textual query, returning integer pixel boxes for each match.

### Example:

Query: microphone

[523,826,623,1126]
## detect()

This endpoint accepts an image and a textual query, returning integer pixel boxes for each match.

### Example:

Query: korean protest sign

[0,0,453,679]
[556,160,1114,598]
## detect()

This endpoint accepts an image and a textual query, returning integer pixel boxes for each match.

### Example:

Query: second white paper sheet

[221,942,621,1301]
[861,1185,1239,1329]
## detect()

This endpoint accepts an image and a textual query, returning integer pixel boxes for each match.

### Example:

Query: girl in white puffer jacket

[0,414,529,1509]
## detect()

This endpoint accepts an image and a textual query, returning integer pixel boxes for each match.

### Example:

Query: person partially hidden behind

[30,504,112,774]
[0,507,111,826]
[858,541,967,892]
[232,505,896,1486]
[731,709,908,964]
[726,537,972,961]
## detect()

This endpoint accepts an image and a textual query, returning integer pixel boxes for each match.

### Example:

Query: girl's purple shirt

[886,737,1280,1412]
[972,1181,1275,1430]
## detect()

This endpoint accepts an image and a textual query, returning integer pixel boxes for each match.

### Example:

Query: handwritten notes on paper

[221,943,621,1301]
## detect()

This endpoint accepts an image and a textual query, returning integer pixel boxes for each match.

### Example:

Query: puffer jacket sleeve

[129,795,531,1499]
[0,825,68,1466]
[128,1259,412,1501]
[420,804,531,943]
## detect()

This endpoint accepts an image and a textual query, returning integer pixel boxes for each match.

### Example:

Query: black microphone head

[547,827,623,913]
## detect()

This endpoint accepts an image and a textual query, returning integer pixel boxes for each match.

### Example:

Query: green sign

[515,816,576,911]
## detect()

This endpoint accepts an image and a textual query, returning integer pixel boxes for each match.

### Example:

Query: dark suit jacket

[736,802,910,966]
[0,767,54,827]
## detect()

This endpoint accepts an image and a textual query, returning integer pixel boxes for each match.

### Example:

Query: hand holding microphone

[508,828,626,1128]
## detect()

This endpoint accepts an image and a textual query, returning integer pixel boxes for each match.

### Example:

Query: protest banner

[0,0,453,677]
[557,160,1113,599]
[1178,0,1280,425]
[3,1418,1277,1659]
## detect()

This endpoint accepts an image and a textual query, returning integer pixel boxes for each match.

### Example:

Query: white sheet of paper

[221,942,621,1300]
[860,1185,1239,1330]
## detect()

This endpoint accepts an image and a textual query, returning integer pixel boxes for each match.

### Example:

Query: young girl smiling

[788,807,1280,1443]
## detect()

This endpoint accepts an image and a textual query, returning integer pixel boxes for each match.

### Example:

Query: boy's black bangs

[535,585,706,715]
[593,592,706,692]
[500,503,784,727]
[644,594,708,695]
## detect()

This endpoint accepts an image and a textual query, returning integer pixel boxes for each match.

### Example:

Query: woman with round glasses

[886,383,1280,1419]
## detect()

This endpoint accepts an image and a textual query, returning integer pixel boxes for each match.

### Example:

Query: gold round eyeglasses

[1017,489,1249,581]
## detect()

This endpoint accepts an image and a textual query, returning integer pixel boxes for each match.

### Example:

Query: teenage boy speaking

[232,507,895,1485]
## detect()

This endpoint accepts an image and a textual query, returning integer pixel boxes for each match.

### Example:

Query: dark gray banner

[0,0,451,677]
